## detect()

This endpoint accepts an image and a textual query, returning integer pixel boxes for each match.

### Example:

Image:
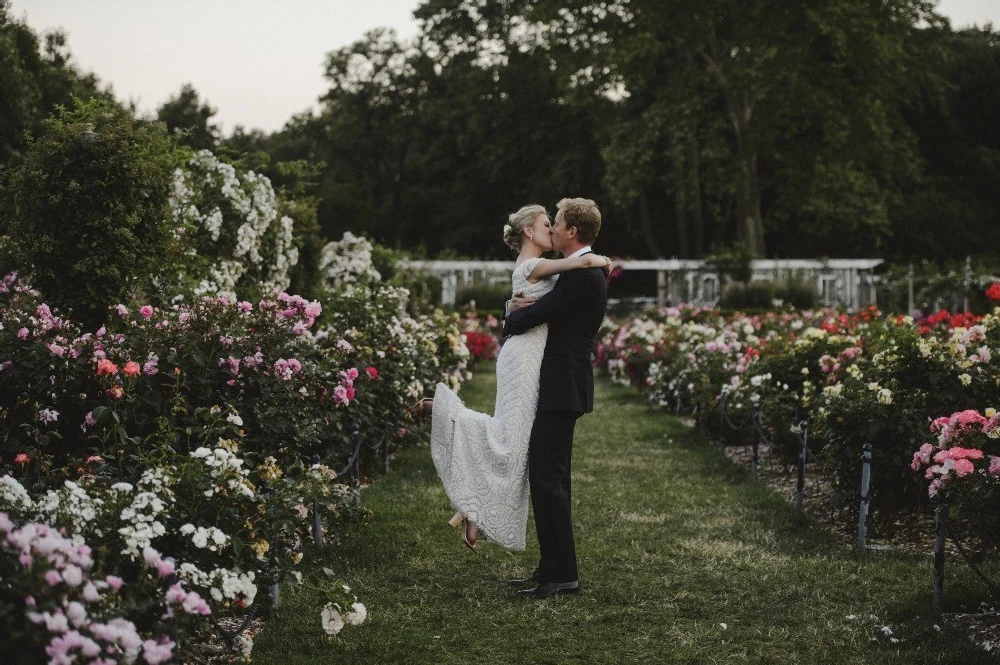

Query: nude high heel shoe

[448,510,479,553]
[407,397,433,420]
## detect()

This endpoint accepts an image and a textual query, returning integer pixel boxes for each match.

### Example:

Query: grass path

[252,362,996,664]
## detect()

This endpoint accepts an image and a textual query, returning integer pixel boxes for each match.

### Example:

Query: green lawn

[252,361,997,664]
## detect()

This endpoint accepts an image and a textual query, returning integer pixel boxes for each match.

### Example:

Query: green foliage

[3,98,176,327]
[455,281,510,312]
[718,279,819,310]
[0,2,112,166]
[877,259,1000,315]
[704,241,754,283]
[156,82,220,150]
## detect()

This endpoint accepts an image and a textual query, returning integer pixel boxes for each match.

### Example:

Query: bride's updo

[503,204,547,252]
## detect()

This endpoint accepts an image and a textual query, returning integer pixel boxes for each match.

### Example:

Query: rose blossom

[953,458,975,477]
[989,457,1000,476]
[138,305,154,319]
[122,361,141,377]
[96,359,119,376]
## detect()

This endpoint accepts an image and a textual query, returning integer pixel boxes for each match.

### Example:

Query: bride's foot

[448,511,479,553]
[463,521,479,553]
[407,397,433,420]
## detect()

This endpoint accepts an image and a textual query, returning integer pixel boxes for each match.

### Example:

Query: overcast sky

[8,0,998,135]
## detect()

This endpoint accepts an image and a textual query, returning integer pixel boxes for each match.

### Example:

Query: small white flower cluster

[318,231,382,294]
[0,475,33,513]
[35,480,104,545]
[168,149,300,299]
[190,446,254,498]
[177,561,257,605]
[180,523,229,551]
[320,600,367,637]
[117,490,171,559]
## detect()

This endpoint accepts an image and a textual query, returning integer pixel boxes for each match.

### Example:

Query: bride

[417,204,610,552]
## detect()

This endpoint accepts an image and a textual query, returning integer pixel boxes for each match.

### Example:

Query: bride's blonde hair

[503,204,547,252]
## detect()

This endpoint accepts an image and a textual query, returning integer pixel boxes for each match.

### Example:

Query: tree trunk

[687,135,705,257]
[672,157,690,259]
[638,190,663,258]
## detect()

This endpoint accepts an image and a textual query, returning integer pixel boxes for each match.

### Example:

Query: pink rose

[139,305,154,319]
[96,359,119,376]
[14,453,29,465]
[122,361,141,377]
[953,458,975,477]
[17,327,29,340]
[989,456,1000,476]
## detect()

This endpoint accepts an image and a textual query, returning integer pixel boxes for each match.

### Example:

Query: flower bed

[597,303,1000,534]
[0,264,471,661]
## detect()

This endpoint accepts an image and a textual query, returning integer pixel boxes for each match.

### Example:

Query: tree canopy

[2,0,998,262]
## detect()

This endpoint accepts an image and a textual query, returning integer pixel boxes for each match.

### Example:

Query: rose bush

[911,407,1000,547]
[1,256,472,659]
[597,303,1000,528]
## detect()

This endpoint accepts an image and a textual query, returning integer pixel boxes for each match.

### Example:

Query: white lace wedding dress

[430,257,554,550]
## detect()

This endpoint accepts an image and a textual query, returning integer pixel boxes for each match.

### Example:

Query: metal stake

[933,503,946,612]
[857,443,872,552]
[795,422,808,513]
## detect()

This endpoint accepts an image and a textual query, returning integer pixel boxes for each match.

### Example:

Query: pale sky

[8,0,999,136]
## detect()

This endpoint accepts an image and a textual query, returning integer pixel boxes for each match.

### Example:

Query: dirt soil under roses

[721,440,1000,656]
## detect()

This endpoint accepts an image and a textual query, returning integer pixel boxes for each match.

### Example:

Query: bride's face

[526,213,553,252]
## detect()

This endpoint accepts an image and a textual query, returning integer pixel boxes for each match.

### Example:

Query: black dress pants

[528,409,580,584]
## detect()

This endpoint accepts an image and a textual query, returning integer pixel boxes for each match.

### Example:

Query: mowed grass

[252,362,997,664]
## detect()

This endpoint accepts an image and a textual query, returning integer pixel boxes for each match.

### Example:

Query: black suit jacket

[503,263,608,414]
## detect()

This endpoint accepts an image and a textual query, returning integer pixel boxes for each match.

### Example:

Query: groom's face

[551,210,573,255]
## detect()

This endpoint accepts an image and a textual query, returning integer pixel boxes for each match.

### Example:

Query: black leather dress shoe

[518,581,580,599]
[507,569,538,587]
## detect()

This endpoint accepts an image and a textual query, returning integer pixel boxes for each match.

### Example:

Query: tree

[2,99,175,327]
[530,0,944,258]
[156,83,220,150]
[0,1,110,166]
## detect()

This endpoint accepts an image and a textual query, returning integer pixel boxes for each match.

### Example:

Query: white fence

[400,258,883,310]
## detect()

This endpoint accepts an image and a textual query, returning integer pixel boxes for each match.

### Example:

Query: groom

[503,197,607,599]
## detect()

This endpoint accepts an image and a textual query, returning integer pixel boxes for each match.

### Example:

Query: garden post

[933,503,946,612]
[907,263,914,316]
[795,421,808,513]
[657,270,667,308]
[312,454,324,550]
[750,412,760,481]
[963,256,971,312]
[351,422,362,507]
[270,581,280,608]
[857,443,872,552]
[718,386,729,452]
[381,428,390,473]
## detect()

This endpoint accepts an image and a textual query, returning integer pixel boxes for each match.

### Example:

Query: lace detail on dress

[429,257,554,550]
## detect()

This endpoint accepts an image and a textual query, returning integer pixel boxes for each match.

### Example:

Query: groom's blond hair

[557,198,601,245]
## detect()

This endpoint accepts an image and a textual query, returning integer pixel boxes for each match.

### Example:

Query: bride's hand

[583,253,614,276]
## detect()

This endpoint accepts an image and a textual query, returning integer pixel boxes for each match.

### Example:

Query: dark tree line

[3,0,998,261]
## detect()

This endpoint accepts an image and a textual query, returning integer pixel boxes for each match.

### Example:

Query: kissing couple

[417,197,609,599]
